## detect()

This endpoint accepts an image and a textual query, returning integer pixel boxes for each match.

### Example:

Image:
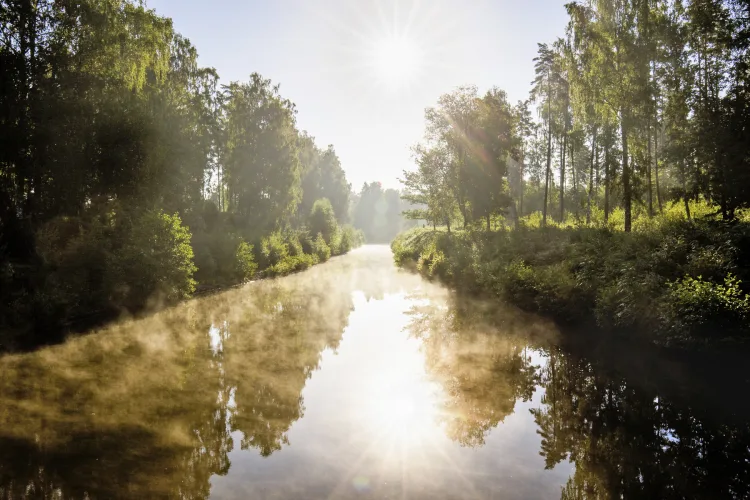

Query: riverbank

[0,220,364,353]
[391,219,750,345]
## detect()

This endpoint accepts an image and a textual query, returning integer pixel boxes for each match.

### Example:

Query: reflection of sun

[369,35,422,89]
[363,353,442,445]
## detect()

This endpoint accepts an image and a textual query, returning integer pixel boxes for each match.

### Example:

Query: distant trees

[351,182,416,243]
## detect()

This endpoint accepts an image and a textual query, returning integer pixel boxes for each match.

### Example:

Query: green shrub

[192,228,258,286]
[264,253,316,277]
[663,274,750,339]
[33,215,112,320]
[312,233,331,262]
[260,231,289,269]
[343,225,365,249]
[109,210,197,308]
[329,227,344,256]
[283,230,305,257]
[309,198,338,245]
[391,218,750,343]
[234,241,258,281]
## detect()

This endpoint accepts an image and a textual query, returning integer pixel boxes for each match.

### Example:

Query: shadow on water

[0,246,749,499]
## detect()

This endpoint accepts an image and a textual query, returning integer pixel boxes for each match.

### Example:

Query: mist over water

[1,246,749,499]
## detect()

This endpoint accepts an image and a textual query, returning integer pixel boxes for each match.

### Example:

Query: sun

[370,35,422,89]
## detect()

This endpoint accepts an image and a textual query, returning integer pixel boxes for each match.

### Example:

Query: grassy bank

[392,213,750,345]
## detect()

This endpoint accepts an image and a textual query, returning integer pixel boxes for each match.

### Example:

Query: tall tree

[222,74,301,234]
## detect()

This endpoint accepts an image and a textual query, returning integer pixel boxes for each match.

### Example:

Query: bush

[260,231,290,269]
[309,198,338,245]
[264,253,316,277]
[234,241,258,282]
[312,233,331,262]
[192,221,258,287]
[663,274,750,339]
[33,215,112,321]
[391,217,750,344]
[283,230,305,257]
[29,209,197,323]
[108,210,197,309]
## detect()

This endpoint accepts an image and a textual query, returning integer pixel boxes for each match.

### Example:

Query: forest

[0,0,404,347]
[394,0,750,344]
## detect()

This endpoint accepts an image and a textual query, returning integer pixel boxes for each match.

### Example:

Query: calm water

[1,246,749,499]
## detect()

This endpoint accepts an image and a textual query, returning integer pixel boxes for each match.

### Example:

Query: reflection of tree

[0,307,232,499]
[0,250,392,498]
[224,283,353,456]
[405,295,542,446]
[532,349,750,499]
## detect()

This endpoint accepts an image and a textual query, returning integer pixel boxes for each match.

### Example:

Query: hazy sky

[146,0,567,190]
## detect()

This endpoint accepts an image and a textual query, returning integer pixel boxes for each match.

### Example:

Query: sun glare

[371,35,421,89]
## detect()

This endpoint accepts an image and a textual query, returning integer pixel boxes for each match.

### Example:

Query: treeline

[351,181,418,243]
[397,0,750,343]
[0,0,362,343]
[402,0,750,229]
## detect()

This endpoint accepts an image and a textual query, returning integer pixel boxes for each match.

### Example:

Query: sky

[146,0,568,190]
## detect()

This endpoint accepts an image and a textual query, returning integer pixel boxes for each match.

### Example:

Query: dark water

[1,246,749,499]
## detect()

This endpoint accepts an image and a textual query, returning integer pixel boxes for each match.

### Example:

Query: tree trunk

[654,122,662,213]
[587,126,597,224]
[571,141,578,216]
[509,201,519,230]
[543,81,552,227]
[560,133,566,223]
[682,159,691,221]
[604,140,610,223]
[519,152,525,217]
[486,214,491,232]
[647,120,653,217]
[621,115,632,232]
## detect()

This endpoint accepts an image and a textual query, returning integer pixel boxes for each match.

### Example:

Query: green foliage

[352,182,416,243]
[234,241,258,282]
[263,253,316,278]
[0,0,363,343]
[393,217,750,344]
[335,225,365,255]
[298,138,350,223]
[260,231,290,269]
[222,74,302,232]
[309,198,338,245]
[257,229,337,278]
[12,208,197,336]
[109,210,197,309]
[664,274,750,339]
[312,233,332,263]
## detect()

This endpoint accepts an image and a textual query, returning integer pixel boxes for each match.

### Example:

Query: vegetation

[0,0,363,345]
[395,0,750,344]
[351,181,418,243]
[393,204,750,343]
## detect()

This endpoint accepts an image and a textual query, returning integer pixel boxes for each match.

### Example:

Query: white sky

[147,0,568,190]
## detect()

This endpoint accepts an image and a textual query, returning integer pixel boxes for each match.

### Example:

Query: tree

[222,74,301,234]
[531,43,558,226]
[402,144,458,231]
[308,198,338,245]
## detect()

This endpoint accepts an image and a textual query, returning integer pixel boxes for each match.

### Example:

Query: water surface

[1,246,749,499]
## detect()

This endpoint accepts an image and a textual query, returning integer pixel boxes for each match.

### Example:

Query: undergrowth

[392,216,750,345]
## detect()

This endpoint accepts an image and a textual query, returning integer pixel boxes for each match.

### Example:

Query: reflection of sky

[210,281,573,499]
